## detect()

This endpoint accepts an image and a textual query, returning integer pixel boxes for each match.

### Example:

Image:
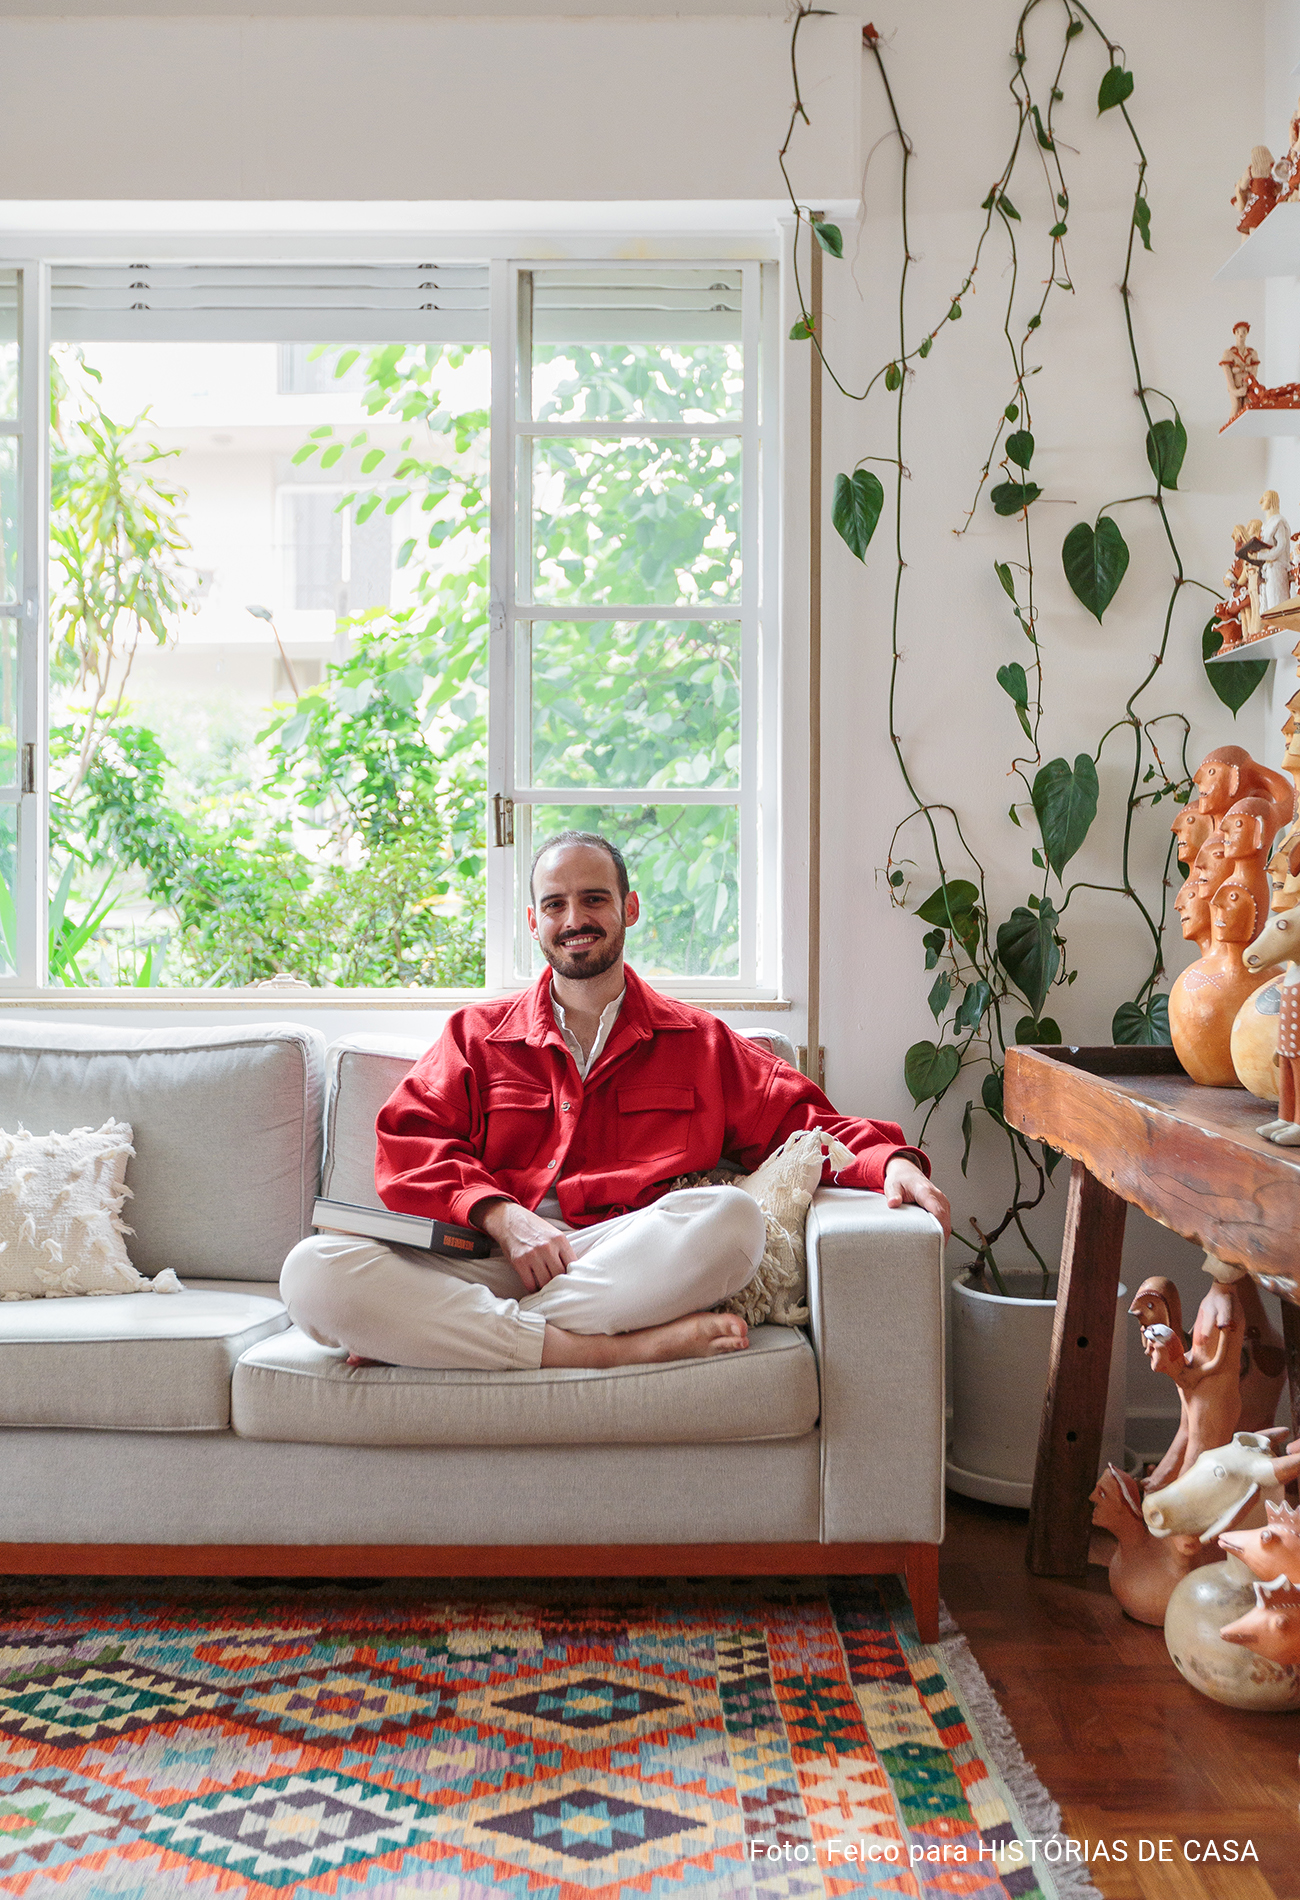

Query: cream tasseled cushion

[720,1129,857,1327]
[0,1120,179,1299]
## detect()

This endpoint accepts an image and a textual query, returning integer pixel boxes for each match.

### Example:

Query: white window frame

[0,261,49,990]
[0,245,784,1004]
[486,258,778,997]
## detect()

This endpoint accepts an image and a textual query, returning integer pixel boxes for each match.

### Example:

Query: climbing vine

[784,3,1244,1290]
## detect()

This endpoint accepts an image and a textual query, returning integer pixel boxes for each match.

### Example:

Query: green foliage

[905,1039,961,1104]
[1004,430,1034,469]
[832,469,885,560]
[1061,516,1130,621]
[789,316,815,341]
[811,220,844,258]
[1202,620,1266,716]
[990,481,1042,516]
[996,662,1032,740]
[996,901,1061,1021]
[1031,754,1099,879]
[1145,415,1186,490]
[1098,65,1135,112]
[1113,993,1171,1045]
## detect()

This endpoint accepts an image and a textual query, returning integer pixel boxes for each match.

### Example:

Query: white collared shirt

[551,986,626,1080]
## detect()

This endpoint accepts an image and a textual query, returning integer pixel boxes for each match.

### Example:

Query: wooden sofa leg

[904,1543,940,1644]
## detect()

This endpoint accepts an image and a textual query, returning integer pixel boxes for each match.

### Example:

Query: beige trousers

[280,1184,766,1372]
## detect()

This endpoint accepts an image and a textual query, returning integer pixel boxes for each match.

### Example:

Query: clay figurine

[1220,1577,1300,1667]
[1169,882,1277,1086]
[1129,1277,1191,1492]
[1143,1429,1300,1545]
[1218,795,1278,923]
[1163,1551,1300,1709]
[1174,870,1213,958]
[1193,745,1295,847]
[1170,804,1216,870]
[1219,1495,1300,1590]
[1278,96,1300,201]
[1222,321,1262,422]
[1211,523,1254,649]
[1257,490,1295,614]
[1233,147,1280,234]
[1244,889,1300,1140]
[1132,1276,1245,1485]
[1089,1463,1202,1626]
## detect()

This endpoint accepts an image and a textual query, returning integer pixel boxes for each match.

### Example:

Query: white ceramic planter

[946,1271,1128,1507]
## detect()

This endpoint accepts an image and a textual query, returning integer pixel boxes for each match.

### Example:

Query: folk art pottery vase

[946,1272,1127,1507]
[1164,1554,1300,1710]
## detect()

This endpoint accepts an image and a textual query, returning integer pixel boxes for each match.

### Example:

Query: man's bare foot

[345,1352,392,1368]
[541,1311,748,1369]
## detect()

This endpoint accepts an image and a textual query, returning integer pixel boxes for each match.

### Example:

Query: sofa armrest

[806,1186,945,1545]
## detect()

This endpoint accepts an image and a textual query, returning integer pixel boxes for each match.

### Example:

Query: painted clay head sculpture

[1175,876,1213,956]
[1194,746,1296,838]
[1170,881,1277,1085]
[1190,832,1230,905]
[1171,806,1215,868]
[1219,796,1277,926]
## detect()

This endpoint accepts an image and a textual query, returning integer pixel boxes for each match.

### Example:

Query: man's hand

[882,1157,951,1241]
[474,1199,574,1292]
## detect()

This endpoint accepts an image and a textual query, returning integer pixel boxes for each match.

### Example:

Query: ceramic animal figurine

[1233,146,1281,233]
[1219,1577,1300,1667]
[1089,1463,1203,1626]
[1244,893,1300,1141]
[1222,321,1262,422]
[1219,1495,1300,1590]
[1193,745,1296,841]
[1170,882,1277,1086]
[1163,1553,1300,1708]
[1132,1277,1245,1486]
[1170,805,1216,870]
[1143,1430,1300,1545]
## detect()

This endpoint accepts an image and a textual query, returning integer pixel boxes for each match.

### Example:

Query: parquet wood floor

[941,1493,1300,1900]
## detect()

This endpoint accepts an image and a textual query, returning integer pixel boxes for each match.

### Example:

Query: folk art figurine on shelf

[1219,323,1300,430]
[1232,146,1280,234]
[1170,804,1215,869]
[1129,1277,1245,1488]
[1169,882,1277,1085]
[1244,877,1300,1141]
[1219,1504,1300,1667]
[1191,745,1295,838]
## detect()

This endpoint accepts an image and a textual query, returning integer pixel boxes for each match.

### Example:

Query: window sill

[0,988,792,1012]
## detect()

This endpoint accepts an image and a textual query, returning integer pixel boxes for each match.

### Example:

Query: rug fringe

[937,1606,1103,1900]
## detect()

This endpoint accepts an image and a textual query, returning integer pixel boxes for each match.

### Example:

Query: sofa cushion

[231,1321,819,1447]
[0,1021,325,1282]
[0,1287,290,1431]
[322,1035,422,1209]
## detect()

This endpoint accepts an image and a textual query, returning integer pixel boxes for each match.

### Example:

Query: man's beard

[542,922,625,982]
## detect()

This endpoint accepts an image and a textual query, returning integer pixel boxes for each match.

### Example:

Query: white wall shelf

[1216,203,1300,281]
[1218,407,1300,434]
[1205,629,1297,664]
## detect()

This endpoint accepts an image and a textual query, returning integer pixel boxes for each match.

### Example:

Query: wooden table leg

[1026,1160,1128,1577]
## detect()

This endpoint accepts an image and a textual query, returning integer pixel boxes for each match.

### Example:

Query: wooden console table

[1003,1045,1300,1578]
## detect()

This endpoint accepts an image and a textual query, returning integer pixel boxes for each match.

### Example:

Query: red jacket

[375,965,926,1229]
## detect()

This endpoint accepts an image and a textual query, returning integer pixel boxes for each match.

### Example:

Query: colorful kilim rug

[0,1575,1093,1900]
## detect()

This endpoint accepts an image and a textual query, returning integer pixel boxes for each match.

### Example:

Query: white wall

[0,0,1275,1439]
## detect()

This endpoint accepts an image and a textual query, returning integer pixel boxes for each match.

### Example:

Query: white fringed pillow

[725,1128,857,1327]
[0,1121,179,1299]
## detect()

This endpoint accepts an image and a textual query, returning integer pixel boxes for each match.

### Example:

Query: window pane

[0,612,15,790]
[46,338,490,989]
[0,438,18,603]
[534,344,742,424]
[526,801,739,978]
[529,620,740,790]
[0,268,17,417]
[529,437,741,606]
[0,804,15,973]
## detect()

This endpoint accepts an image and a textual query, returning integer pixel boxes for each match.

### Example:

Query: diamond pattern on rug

[144,1766,442,1890]
[0,1663,234,1749]
[0,1578,1062,1900]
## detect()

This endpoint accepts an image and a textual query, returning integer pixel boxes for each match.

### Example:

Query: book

[311,1197,491,1258]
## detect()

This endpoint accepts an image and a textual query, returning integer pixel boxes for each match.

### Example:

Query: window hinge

[20,744,35,794]
[492,793,515,847]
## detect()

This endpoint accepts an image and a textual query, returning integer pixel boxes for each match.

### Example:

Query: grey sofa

[0,1020,945,1638]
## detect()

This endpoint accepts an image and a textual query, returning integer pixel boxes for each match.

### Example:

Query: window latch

[492,793,515,847]
[20,744,35,795]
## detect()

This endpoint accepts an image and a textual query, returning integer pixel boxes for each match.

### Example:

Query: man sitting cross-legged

[281,832,950,1371]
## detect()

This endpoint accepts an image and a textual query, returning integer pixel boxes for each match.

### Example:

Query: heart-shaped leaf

[905,1040,961,1104]
[789,315,815,341]
[981,1070,1005,1120]
[1134,197,1152,251]
[996,904,1060,1018]
[1005,429,1035,469]
[997,661,1032,739]
[1202,620,1267,716]
[1113,993,1171,1046]
[1098,65,1134,112]
[928,972,953,1020]
[832,469,885,560]
[991,481,1042,517]
[1145,416,1186,490]
[954,979,991,1030]
[915,878,981,958]
[812,220,844,258]
[1062,516,1130,621]
[1014,1015,1063,1043]
[1031,753,1099,878]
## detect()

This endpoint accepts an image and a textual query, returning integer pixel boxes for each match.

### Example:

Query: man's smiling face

[528,842,640,982]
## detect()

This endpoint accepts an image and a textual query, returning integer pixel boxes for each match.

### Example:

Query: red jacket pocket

[482,1083,553,1171]
[616,1084,695,1162]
